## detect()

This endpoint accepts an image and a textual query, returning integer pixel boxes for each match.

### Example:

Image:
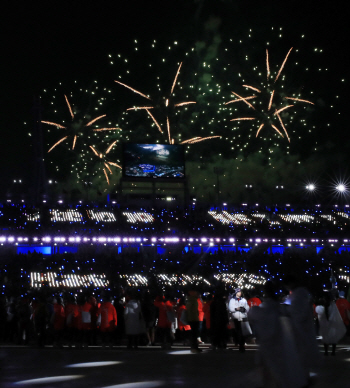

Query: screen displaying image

[123,144,185,179]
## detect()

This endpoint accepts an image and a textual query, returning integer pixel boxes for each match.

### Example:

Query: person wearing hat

[336,290,350,334]
[228,287,250,352]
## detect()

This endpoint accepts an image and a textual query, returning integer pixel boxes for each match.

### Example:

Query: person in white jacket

[124,293,142,349]
[316,292,346,356]
[228,288,250,352]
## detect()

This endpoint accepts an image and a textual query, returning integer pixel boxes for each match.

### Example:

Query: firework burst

[42,95,121,152]
[115,61,200,144]
[89,140,122,184]
[113,49,221,145]
[227,47,314,143]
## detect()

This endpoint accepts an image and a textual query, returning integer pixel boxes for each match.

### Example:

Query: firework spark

[243,85,261,93]
[268,90,275,111]
[271,125,284,138]
[89,145,100,158]
[103,169,110,185]
[284,97,314,105]
[41,121,66,129]
[180,137,201,144]
[85,115,106,127]
[126,106,154,111]
[171,62,182,94]
[230,91,256,110]
[225,96,256,105]
[181,136,221,144]
[108,161,122,168]
[167,117,171,144]
[146,109,163,134]
[174,101,196,107]
[48,136,68,153]
[266,49,270,80]
[106,140,118,154]
[256,124,265,137]
[114,80,150,100]
[275,47,293,82]
[230,117,256,121]
[276,113,290,142]
[104,162,113,175]
[274,105,294,115]
[93,127,122,132]
[64,94,74,119]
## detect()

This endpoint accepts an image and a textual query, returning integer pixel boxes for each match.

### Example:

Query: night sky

[2,1,350,203]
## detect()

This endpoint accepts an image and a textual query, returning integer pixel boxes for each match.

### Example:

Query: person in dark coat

[141,290,156,346]
[210,289,229,349]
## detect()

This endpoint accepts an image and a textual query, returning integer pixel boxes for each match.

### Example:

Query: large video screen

[123,144,185,179]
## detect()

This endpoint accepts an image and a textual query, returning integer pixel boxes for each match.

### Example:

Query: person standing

[141,290,156,346]
[99,295,117,347]
[64,294,79,347]
[32,294,49,348]
[124,291,142,349]
[316,292,346,356]
[228,288,249,352]
[177,297,191,345]
[210,289,229,350]
[247,294,262,308]
[52,296,65,348]
[154,294,174,349]
[283,275,320,382]
[248,282,307,388]
[80,295,93,347]
[202,294,213,344]
[197,295,204,344]
[336,290,350,334]
[186,288,202,353]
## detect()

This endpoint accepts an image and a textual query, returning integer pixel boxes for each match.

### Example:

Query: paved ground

[1,341,350,388]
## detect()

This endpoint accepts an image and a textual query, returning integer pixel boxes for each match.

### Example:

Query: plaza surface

[2,341,350,388]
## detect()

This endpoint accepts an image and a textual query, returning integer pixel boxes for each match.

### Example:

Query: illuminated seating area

[123,212,154,223]
[28,271,265,290]
[208,211,251,225]
[1,203,350,240]
[50,209,83,222]
[30,272,108,288]
[278,214,316,223]
[87,210,117,222]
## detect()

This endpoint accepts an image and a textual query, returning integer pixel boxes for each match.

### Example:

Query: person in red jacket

[197,295,204,344]
[336,291,350,334]
[247,295,262,308]
[52,296,65,348]
[98,295,117,347]
[77,295,93,347]
[89,296,100,346]
[177,297,191,345]
[203,294,213,344]
[64,294,79,347]
[154,294,174,348]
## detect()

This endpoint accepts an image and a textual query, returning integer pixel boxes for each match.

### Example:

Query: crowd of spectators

[1,244,350,299]
[1,202,350,238]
